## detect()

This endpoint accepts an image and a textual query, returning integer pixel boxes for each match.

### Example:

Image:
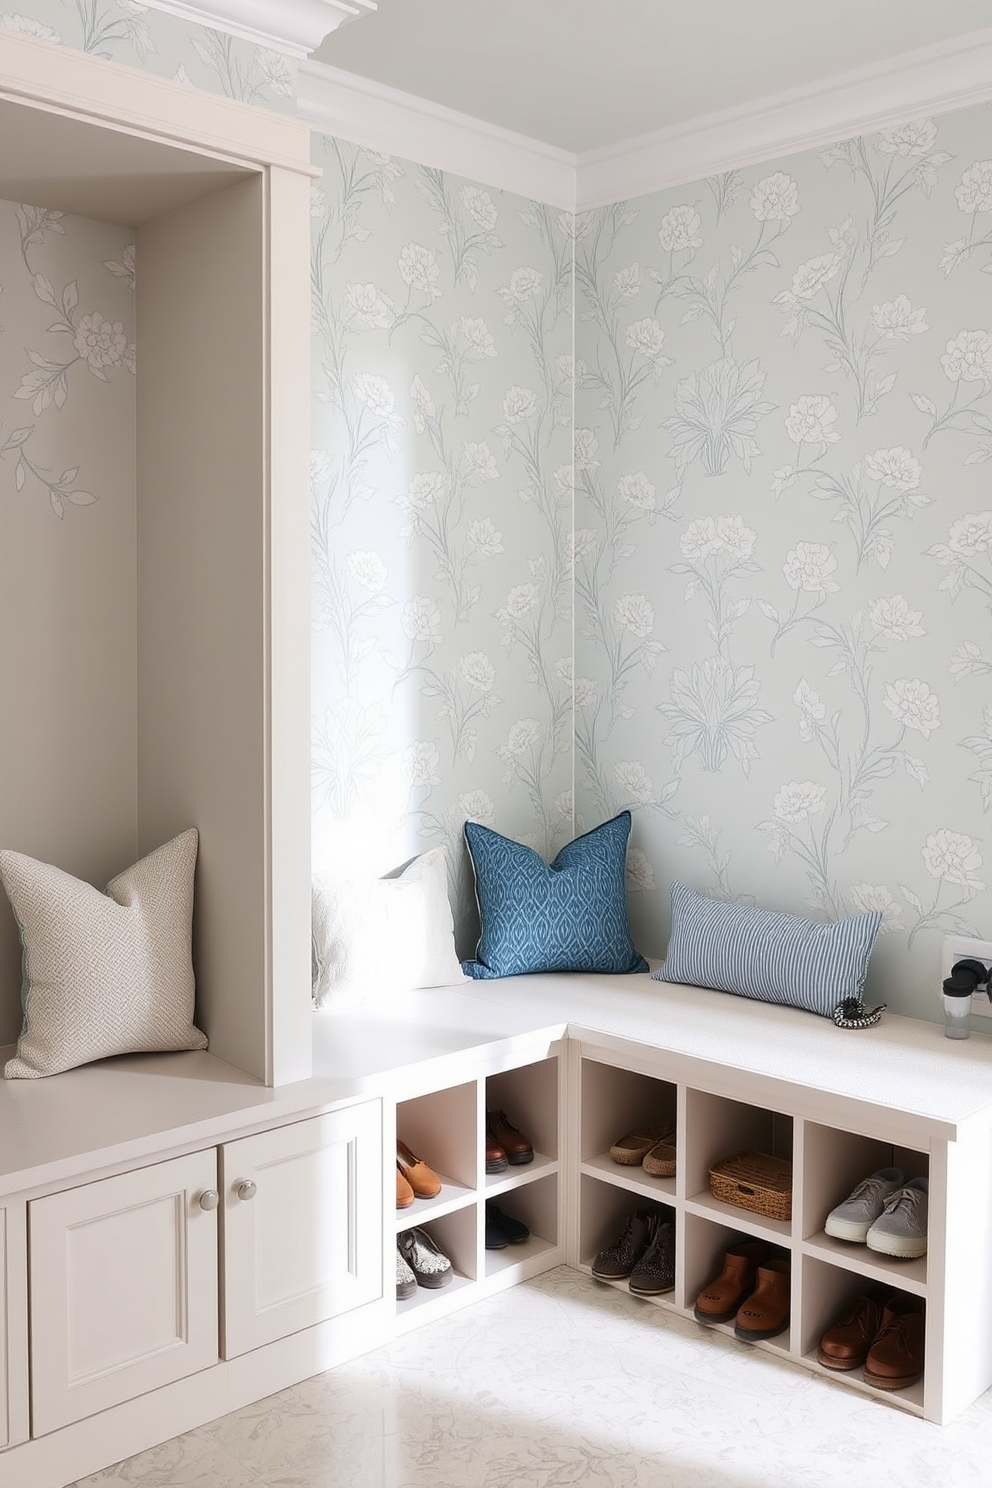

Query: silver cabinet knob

[198,1189,220,1211]
[236,1179,257,1201]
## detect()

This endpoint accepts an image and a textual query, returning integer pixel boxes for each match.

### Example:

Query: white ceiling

[314,0,992,153]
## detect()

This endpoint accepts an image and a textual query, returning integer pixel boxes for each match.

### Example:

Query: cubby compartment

[485,1056,559,1180]
[578,1056,678,1202]
[684,1089,793,1244]
[396,1083,478,1225]
[578,1174,674,1280]
[800,1256,925,1414]
[683,1212,793,1357]
[802,1123,928,1287]
[484,1174,560,1280]
[395,1207,478,1321]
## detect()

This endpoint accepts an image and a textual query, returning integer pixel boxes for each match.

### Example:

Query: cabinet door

[221,1102,382,1359]
[30,1149,219,1436]
[0,1206,7,1449]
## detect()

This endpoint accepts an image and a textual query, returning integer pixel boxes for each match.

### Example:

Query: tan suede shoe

[396,1162,415,1210]
[397,1139,442,1199]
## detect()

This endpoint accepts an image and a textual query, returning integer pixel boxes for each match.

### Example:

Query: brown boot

[734,1256,790,1342]
[693,1239,769,1324]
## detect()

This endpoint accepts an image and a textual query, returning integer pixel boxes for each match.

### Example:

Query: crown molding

[141,0,376,58]
[297,24,992,210]
[297,60,577,210]
[576,25,992,209]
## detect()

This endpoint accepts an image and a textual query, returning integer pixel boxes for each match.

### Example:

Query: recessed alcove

[0,34,314,1085]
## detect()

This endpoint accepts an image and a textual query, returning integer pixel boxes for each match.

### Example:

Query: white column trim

[141,0,376,58]
[298,60,578,211]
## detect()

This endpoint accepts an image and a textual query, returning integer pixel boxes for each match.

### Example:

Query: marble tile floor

[72,1266,992,1488]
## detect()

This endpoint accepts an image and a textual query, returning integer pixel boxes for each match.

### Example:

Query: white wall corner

[298,59,577,209]
[576,24,992,210]
[141,0,377,58]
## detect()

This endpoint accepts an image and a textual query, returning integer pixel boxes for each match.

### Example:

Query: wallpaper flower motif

[0,1,296,109]
[0,203,134,517]
[576,103,992,1021]
[310,137,572,914]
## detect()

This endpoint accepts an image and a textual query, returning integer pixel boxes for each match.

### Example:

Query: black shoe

[486,1202,530,1249]
[591,1211,653,1280]
[629,1212,676,1296]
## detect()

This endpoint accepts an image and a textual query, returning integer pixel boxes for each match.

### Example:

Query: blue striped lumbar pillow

[462,811,649,979]
[652,881,882,1018]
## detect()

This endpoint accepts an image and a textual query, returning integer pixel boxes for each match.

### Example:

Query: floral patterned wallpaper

[309,137,574,929]
[5,0,990,1020]
[0,2,296,109]
[0,199,136,1043]
[575,105,992,1019]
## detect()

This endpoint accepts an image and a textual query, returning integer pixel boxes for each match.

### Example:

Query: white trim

[297,60,577,210]
[141,0,376,58]
[298,26,992,211]
[579,25,992,208]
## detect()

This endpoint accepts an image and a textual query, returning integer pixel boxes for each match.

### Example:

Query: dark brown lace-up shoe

[863,1294,925,1390]
[817,1285,893,1370]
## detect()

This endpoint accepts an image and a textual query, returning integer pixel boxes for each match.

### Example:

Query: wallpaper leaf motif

[1,204,133,518]
[311,137,572,882]
[1,1,297,109]
[575,104,992,1019]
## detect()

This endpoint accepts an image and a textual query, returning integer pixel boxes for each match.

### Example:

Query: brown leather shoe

[693,1239,769,1324]
[487,1109,533,1165]
[817,1285,892,1370]
[863,1294,925,1390]
[397,1139,442,1199]
[486,1133,508,1173]
[396,1163,415,1209]
[734,1256,790,1342]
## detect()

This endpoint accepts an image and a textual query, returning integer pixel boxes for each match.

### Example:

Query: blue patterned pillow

[652,880,882,1018]
[462,811,648,979]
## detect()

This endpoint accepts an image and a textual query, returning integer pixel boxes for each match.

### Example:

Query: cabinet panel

[1,1207,7,1450]
[29,1149,219,1436]
[221,1101,382,1359]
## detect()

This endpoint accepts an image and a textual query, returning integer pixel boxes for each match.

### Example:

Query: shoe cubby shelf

[315,974,992,1428]
[576,1048,945,1419]
[390,1051,565,1322]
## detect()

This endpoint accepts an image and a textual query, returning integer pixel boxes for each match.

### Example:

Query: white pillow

[2,830,207,1079]
[312,847,467,1007]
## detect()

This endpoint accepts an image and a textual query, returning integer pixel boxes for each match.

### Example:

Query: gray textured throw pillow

[2,829,206,1079]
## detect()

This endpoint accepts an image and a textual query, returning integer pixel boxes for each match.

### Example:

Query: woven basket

[708,1150,793,1221]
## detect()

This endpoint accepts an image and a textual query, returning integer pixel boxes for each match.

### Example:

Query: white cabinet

[0,1201,26,1451]
[221,1102,383,1358]
[29,1150,220,1437]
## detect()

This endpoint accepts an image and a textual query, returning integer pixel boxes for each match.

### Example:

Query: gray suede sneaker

[824,1167,905,1244]
[866,1177,929,1259]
